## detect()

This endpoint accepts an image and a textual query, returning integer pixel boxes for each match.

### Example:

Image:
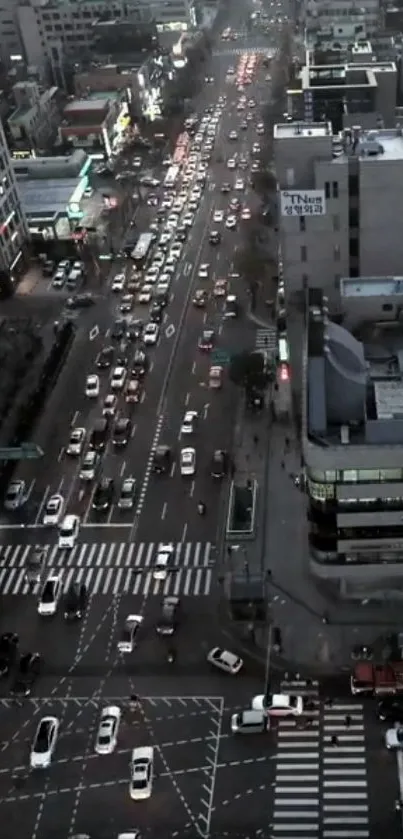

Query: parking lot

[0,695,228,839]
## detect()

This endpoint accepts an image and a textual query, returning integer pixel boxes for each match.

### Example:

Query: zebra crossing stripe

[0,541,214,597]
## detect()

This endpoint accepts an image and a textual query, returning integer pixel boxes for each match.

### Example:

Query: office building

[8,81,62,153]
[273,121,403,386]
[305,0,380,41]
[59,94,129,158]
[0,118,28,286]
[304,283,403,597]
[16,0,196,80]
[287,58,397,132]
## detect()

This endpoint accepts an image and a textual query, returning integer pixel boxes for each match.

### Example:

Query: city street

[0,3,399,837]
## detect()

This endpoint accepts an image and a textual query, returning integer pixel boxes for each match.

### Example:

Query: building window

[302,273,309,288]
[301,245,307,262]
[334,245,340,261]
[299,216,305,232]
[334,273,341,288]
[325,181,330,199]
[332,181,339,199]
[333,214,340,232]
[382,303,393,312]
[348,174,358,195]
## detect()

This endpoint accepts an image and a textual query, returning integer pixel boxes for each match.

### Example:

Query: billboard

[280,189,326,217]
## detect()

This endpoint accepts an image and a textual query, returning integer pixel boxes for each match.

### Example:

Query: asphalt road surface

[0,4,399,838]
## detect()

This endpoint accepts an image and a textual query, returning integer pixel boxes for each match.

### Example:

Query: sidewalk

[222,311,403,675]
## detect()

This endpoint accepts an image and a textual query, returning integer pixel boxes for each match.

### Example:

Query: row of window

[300,244,340,262]
[298,214,340,233]
[307,468,403,483]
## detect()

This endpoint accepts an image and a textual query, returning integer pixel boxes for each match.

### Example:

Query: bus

[131,232,154,265]
[278,337,290,364]
[164,165,180,189]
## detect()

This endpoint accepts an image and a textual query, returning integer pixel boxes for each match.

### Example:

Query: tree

[235,246,267,288]
[252,168,277,197]
[229,351,267,391]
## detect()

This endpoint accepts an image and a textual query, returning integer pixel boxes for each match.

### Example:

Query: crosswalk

[255,326,277,353]
[272,679,369,838]
[0,541,214,597]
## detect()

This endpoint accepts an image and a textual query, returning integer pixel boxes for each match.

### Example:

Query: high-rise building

[0,118,28,285]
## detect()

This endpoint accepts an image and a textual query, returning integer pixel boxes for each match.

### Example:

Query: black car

[211,449,229,479]
[96,346,114,369]
[156,596,180,636]
[377,698,403,724]
[10,652,41,696]
[92,478,114,511]
[64,583,87,620]
[42,260,55,277]
[111,319,126,340]
[132,350,148,378]
[221,183,231,193]
[0,632,18,677]
[150,302,163,323]
[66,293,94,309]
[209,230,221,245]
[175,227,188,243]
[126,319,143,340]
[153,445,172,474]
[154,289,169,307]
[113,417,132,446]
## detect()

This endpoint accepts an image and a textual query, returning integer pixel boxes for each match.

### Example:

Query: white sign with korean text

[281,189,326,217]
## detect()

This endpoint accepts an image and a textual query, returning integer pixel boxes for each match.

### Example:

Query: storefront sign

[280,190,326,217]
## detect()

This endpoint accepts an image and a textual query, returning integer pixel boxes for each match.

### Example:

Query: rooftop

[273,121,332,139]
[341,277,403,298]
[18,177,81,217]
[306,287,403,450]
[64,98,109,112]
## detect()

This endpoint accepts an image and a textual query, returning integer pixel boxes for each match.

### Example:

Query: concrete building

[58,94,129,159]
[12,148,93,242]
[8,81,62,153]
[287,59,397,132]
[0,0,24,66]
[0,118,29,285]
[304,283,403,597]
[273,122,403,383]
[305,0,380,41]
[16,0,196,80]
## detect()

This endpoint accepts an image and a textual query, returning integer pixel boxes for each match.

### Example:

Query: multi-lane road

[0,5,400,837]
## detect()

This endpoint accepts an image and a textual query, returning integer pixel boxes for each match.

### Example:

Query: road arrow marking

[89,325,99,341]
[165,324,175,338]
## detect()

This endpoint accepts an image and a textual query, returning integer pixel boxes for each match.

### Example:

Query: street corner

[210,709,276,835]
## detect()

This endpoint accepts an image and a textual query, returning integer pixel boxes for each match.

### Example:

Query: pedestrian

[281,459,285,469]
[285,436,290,450]
[345,714,351,728]
[330,734,338,747]
[227,546,232,557]
[322,611,329,624]
[253,434,259,445]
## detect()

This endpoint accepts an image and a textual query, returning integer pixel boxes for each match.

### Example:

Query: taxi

[213,279,228,298]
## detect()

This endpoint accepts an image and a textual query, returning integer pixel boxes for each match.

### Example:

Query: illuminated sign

[12,149,34,159]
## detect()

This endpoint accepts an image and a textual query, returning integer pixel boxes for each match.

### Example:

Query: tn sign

[281,189,326,217]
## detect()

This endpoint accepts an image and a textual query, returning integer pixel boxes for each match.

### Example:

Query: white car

[102,393,117,417]
[386,727,403,749]
[138,284,153,303]
[207,647,243,674]
[143,323,159,345]
[117,614,143,653]
[227,158,236,169]
[213,210,224,223]
[159,232,172,250]
[164,257,177,274]
[4,479,26,511]
[252,693,304,717]
[198,263,210,280]
[166,213,180,229]
[145,267,160,284]
[226,215,237,229]
[180,447,196,476]
[153,251,165,269]
[154,543,175,580]
[95,706,121,755]
[182,212,194,228]
[37,573,62,616]
[170,243,183,259]
[156,277,171,296]
[58,514,80,549]
[66,427,86,456]
[85,374,100,398]
[43,494,64,526]
[111,366,126,390]
[79,450,98,481]
[112,273,125,292]
[181,410,198,434]
[235,179,245,191]
[130,746,154,800]
[30,716,59,769]
[241,208,252,220]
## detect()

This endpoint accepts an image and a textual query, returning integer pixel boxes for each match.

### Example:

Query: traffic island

[226,479,258,540]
